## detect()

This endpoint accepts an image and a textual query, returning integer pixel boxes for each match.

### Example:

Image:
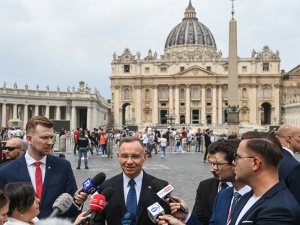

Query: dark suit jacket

[94,170,171,225]
[192,178,219,225]
[278,149,300,205]
[229,180,300,225]
[0,154,79,219]
[209,186,233,225]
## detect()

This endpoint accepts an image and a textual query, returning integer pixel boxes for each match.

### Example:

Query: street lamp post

[165,109,176,127]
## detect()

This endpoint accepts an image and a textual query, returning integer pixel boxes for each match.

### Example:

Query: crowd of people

[0,116,299,224]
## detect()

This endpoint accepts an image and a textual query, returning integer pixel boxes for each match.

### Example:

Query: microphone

[82,172,106,194]
[121,212,136,225]
[48,193,73,218]
[88,186,114,225]
[150,180,188,214]
[140,196,165,223]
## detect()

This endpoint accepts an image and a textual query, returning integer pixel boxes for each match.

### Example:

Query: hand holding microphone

[150,180,188,214]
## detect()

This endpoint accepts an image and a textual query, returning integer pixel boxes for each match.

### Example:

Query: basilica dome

[165,1,217,50]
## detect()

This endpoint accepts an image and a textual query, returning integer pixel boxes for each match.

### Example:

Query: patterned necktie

[126,179,137,214]
[230,192,241,219]
[220,182,228,190]
[34,162,43,200]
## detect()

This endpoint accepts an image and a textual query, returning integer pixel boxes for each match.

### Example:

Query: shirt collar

[123,170,143,188]
[282,147,294,157]
[25,151,47,166]
[234,185,251,196]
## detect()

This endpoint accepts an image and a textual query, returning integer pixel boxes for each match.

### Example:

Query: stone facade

[110,2,281,130]
[0,81,110,130]
[282,65,300,125]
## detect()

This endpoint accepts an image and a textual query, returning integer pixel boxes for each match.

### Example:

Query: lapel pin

[48,166,51,169]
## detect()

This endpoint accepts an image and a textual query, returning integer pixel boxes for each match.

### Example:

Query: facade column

[175,85,180,124]
[13,104,17,118]
[56,106,61,120]
[169,85,173,112]
[201,85,206,124]
[92,106,97,128]
[23,104,28,128]
[35,105,39,116]
[185,85,190,124]
[87,107,91,130]
[250,84,258,124]
[114,86,121,128]
[135,85,142,127]
[71,106,76,130]
[212,85,217,125]
[218,85,223,124]
[152,85,158,124]
[1,103,6,127]
[274,84,280,124]
[45,105,50,118]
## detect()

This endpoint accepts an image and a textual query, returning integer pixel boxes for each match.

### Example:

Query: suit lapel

[113,174,126,216]
[17,156,31,181]
[41,156,54,203]
[137,172,152,221]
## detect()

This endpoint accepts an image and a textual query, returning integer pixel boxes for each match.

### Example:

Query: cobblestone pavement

[64,144,300,211]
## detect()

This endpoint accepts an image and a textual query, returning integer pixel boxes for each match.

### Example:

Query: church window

[263,63,269,71]
[242,66,247,72]
[207,103,211,106]
[145,67,150,73]
[206,88,211,99]
[160,67,167,73]
[225,87,228,98]
[180,67,185,72]
[161,88,167,98]
[206,66,211,71]
[180,103,185,106]
[124,88,130,99]
[263,87,269,98]
[242,88,248,98]
[124,65,130,73]
[180,89,185,99]
[193,88,198,98]
[161,103,166,106]
[224,66,228,72]
[145,89,150,99]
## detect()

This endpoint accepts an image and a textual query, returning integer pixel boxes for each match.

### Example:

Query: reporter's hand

[74,188,89,205]
[73,211,91,225]
[156,215,184,225]
[166,196,189,220]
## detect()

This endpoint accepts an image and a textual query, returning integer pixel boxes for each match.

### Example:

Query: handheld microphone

[82,172,106,194]
[48,193,73,218]
[121,212,136,225]
[150,180,188,214]
[88,186,114,225]
[140,196,165,223]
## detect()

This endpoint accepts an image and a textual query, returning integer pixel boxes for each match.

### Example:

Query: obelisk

[227,0,240,135]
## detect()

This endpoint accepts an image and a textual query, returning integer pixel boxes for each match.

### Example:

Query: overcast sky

[0,0,299,99]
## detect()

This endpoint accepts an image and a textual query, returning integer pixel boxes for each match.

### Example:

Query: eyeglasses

[5,146,21,151]
[233,154,255,162]
[210,161,231,169]
[119,154,143,160]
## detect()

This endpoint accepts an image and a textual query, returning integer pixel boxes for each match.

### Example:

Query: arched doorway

[122,103,131,126]
[180,115,185,124]
[160,110,167,124]
[261,102,271,125]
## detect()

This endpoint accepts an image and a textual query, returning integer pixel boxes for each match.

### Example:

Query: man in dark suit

[229,132,300,224]
[276,123,300,205]
[0,116,88,219]
[209,139,251,225]
[95,137,170,225]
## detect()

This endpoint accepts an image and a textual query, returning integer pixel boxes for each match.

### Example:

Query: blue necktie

[230,192,241,219]
[126,179,137,214]
[220,182,228,190]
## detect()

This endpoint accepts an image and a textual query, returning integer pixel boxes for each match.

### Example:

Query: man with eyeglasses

[276,123,300,205]
[0,138,24,167]
[94,136,170,225]
[229,132,300,225]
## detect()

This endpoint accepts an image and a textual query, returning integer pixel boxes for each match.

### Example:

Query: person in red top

[99,129,107,157]
[73,128,80,155]
[181,127,187,152]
